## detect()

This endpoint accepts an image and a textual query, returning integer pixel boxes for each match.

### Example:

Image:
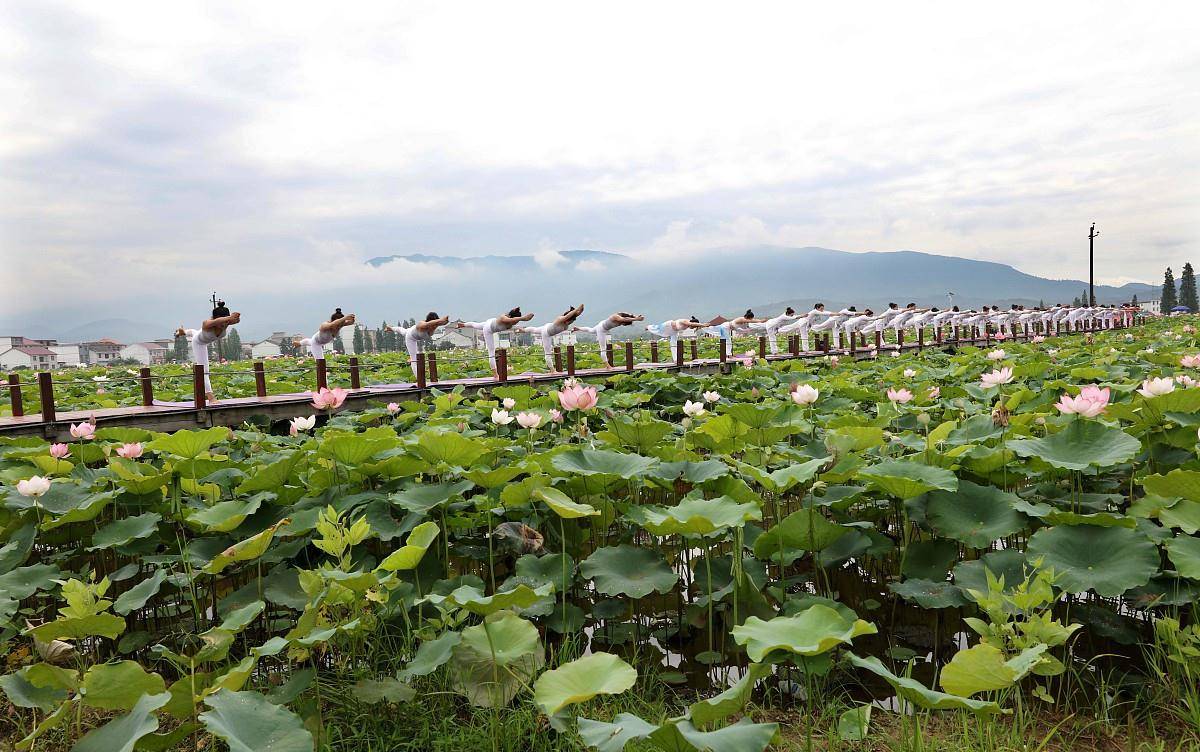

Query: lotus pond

[2,319,1200,751]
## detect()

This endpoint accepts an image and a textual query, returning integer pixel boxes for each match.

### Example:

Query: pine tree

[1162,267,1178,311]
[1038,299,1045,309]
[352,326,364,355]
[1131,294,1139,306]
[333,333,345,354]
[1180,263,1199,312]
[1081,288,1089,306]
[173,334,189,362]
[223,327,242,361]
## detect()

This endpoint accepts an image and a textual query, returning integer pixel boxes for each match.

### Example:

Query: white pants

[188,328,218,395]
[577,321,616,365]
[527,323,566,368]
[810,318,841,349]
[646,321,681,360]
[462,319,501,370]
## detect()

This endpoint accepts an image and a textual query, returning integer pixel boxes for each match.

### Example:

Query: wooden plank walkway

[0,322,1128,440]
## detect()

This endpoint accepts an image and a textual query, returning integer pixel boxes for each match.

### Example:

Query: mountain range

[35,247,1158,343]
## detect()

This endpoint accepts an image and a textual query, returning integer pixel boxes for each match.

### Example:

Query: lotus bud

[916,412,930,425]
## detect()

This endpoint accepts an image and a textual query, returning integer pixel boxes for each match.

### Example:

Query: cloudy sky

[2,1,1198,334]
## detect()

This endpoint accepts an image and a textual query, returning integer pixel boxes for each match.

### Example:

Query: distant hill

[366,249,628,269]
[53,318,165,344]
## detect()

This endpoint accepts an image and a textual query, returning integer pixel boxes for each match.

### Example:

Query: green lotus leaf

[351,677,415,704]
[199,689,314,752]
[649,717,779,752]
[647,459,730,485]
[827,426,886,451]
[113,569,168,616]
[552,448,659,479]
[39,491,117,531]
[752,509,850,562]
[0,563,60,600]
[1159,500,1200,534]
[388,480,474,514]
[952,549,1028,596]
[946,414,1004,445]
[1027,525,1158,596]
[398,631,463,681]
[626,496,760,537]
[108,458,172,495]
[534,486,599,518]
[533,652,637,717]
[0,667,67,712]
[1007,421,1140,471]
[412,430,488,467]
[146,427,230,459]
[0,522,36,575]
[925,480,1027,548]
[377,521,440,571]
[441,582,554,615]
[732,605,877,662]
[599,415,675,453]
[72,691,170,752]
[578,713,659,752]
[29,613,126,642]
[889,578,969,609]
[857,460,958,499]
[580,545,677,598]
[80,661,166,711]
[450,611,544,707]
[189,493,271,533]
[688,661,772,726]
[462,464,528,489]
[722,403,783,429]
[738,457,827,494]
[837,704,872,742]
[318,434,396,466]
[1142,469,1200,502]
[1165,535,1200,579]
[845,654,1002,714]
[236,453,303,494]
[940,643,1048,696]
[88,513,161,551]
[201,520,286,575]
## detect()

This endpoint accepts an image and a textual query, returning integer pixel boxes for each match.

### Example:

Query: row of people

[177,301,1140,401]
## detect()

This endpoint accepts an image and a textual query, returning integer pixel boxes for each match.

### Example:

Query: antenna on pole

[947,291,955,308]
[1088,223,1099,306]
[210,291,218,311]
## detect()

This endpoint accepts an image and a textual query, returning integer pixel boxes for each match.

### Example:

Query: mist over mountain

[8,248,1156,344]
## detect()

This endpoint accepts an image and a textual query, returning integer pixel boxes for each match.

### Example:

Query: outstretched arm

[319,313,356,334]
[555,304,586,326]
[498,312,535,326]
[202,312,241,330]
[417,315,450,334]
[610,313,645,326]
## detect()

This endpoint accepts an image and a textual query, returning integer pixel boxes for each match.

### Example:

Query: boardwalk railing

[2,315,1143,433]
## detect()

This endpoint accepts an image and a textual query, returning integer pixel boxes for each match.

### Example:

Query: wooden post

[495,349,507,383]
[650,341,659,363]
[349,357,362,389]
[316,359,328,391]
[676,340,685,368]
[416,353,427,389]
[690,339,698,361]
[820,334,829,354]
[553,347,563,372]
[917,328,924,349]
[566,345,576,376]
[848,328,857,355]
[7,374,23,417]
[719,338,727,364]
[192,364,206,410]
[254,362,267,397]
[37,372,55,423]
[605,343,614,368]
[625,341,634,372]
[758,336,767,359]
[789,335,799,356]
[935,326,943,344]
[139,367,154,407]
[896,330,904,348]
[427,353,438,383]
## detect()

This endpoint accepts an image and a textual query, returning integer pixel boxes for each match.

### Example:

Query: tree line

[1161,263,1199,312]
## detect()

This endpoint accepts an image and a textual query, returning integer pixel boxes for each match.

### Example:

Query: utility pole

[1088,223,1099,306]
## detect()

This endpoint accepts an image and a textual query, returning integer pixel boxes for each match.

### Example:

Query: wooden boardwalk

[0,323,1125,440]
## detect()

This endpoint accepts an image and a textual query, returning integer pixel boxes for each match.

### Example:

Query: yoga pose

[295,310,356,360]
[574,312,645,367]
[646,316,705,359]
[174,302,240,402]
[457,308,535,377]
[389,312,450,377]
[750,308,800,355]
[515,304,586,371]
[704,310,766,358]
[779,304,829,352]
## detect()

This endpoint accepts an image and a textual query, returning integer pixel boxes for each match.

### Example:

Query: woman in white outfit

[174,301,240,402]
[390,312,451,377]
[780,304,828,352]
[574,312,645,368]
[750,308,799,355]
[515,304,585,372]
[295,311,357,360]
[646,317,705,360]
[457,308,535,377]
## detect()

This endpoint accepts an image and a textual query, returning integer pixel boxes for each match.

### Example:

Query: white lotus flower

[491,408,514,425]
[1138,377,1176,398]
[987,349,1006,361]
[683,400,706,418]
[790,384,819,405]
[702,391,721,403]
[903,368,916,378]
[17,476,51,497]
[502,397,516,410]
[289,415,316,435]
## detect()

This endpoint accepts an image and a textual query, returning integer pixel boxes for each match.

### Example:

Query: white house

[0,344,59,370]
[49,343,85,367]
[251,332,297,359]
[433,328,480,349]
[1140,300,1162,315]
[120,341,170,365]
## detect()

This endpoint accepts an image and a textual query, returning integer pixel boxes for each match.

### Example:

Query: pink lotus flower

[1138,377,1176,398]
[1177,374,1198,389]
[516,411,542,429]
[927,386,940,400]
[887,388,914,404]
[549,409,564,423]
[558,384,598,411]
[69,422,95,440]
[1181,355,1200,368]
[829,355,840,366]
[116,442,144,459]
[739,350,756,367]
[311,387,348,411]
[49,443,70,459]
[994,333,1007,341]
[386,402,401,415]
[980,367,1014,388]
[1055,385,1110,417]
[1033,335,1046,343]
